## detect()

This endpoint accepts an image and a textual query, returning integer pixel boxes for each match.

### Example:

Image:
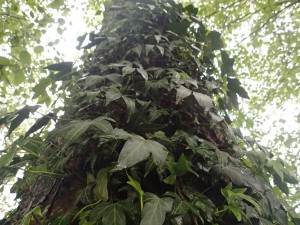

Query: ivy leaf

[91,116,114,133]
[0,142,17,169]
[8,105,40,137]
[227,78,249,99]
[193,92,213,111]
[84,75,105,89]
[102,204,126,225]
[25,113,55,138]
[93,168,109,201]
[137,68,148,81]
[122,66,135,75]
[105,86,122,105]
[117,136,167,169]
[156,45,164,55]
[62,121,92,148]
[140,193,173,225]
[122,96,136,122]
[132,44,143,57]
[176,85,192,102]
[90,202,126,225]
[207,31,223,51]
[44,61,73,72]
[172,154,191,176]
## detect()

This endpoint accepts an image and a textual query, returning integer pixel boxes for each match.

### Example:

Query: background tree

[0,0,299,224]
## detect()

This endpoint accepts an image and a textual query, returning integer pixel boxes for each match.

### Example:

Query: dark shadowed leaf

[105,86,122,105]
[25,113,55,138]
[8,105,40,136]
[44,61,73,72]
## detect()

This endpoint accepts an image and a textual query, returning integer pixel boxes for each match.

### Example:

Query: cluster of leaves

[0,0,299,225]
[191,0,300,211]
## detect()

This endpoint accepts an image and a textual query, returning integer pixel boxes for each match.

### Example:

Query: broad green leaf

[91,116,114,133]
[102,204,126,225]
[176,85,192,102]
[105,86,122,105]
[0,142,17,168]
[193,92,213,111]
[44,61,73,72]
[19,50,31,65]
[117,136,167,169]
[137,68,148,80]
[140,193,173,225]
[90,202,111,222]
[172,154,191,176]
[12,67,26,85]
[93,168,109,201]
[55,120,92,148]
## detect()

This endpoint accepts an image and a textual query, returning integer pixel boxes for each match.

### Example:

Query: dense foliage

[0,0,299,224]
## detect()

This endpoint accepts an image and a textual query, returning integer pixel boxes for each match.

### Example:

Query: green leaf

[93,168,109,201]
[137,68,148,81]
[132,44,143,57]
[172,154,191,176]
[156,45,164,55]
[19,50,31,65]
[228,205,242,221]
[140,193,173,225]
[122,96,135,122]
[122,66,135,75]
[105,86,122,105]
[193,92,213,111]
[90,203,126,225]
[25,113,54,138]
[44,61,73,72]
[32,78,51,99]
[48,120,91,148]
[102,204,126,225]
[0,142,17,168]
[127,174,144,196]
[117,136,167,169]
[8,105,40,136]
[91,116,114,133]
[48,0,64,9]
[12,67,26,85]
[34,46,44,54]
[0,56,11,66]
[207,31,223,51]
[84,75,105,89]
[176,85,192,102]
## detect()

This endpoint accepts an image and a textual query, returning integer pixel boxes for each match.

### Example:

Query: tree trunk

[3,0,293,225]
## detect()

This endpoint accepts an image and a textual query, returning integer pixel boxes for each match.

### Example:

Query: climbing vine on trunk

[0,0,299,225]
